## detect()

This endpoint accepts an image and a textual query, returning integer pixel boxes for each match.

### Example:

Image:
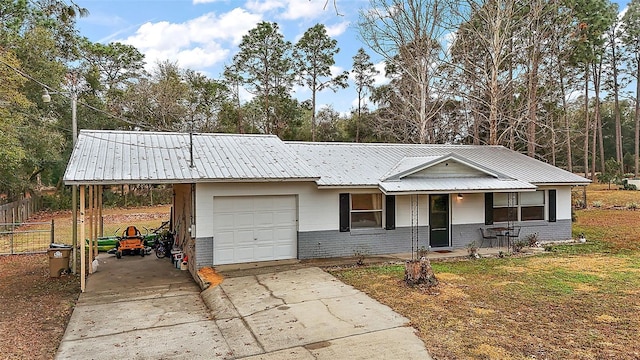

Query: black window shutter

[548,190,557,222]
[339,193,350,232]
[385,195,396,230]
[485,193,494,225]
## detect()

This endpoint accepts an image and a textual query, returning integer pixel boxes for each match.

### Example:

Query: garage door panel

[214,248,235,264]
[274,244,295,258]
[254,228,274,241]
[254,245,274,260]
[234,230,255,246]
[213,195,297,265]
[214,231,235,246]
[255,213,273,227]
[232,198,254,211]
[271,196,296,208]
[274,227,295,240]
[235,213,255,228]
[235,247,256,262]
[273,211,295,225]
[214,214,235,230]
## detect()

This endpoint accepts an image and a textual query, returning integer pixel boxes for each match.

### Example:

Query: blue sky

[75,0,385,114]
[75,0,631,115]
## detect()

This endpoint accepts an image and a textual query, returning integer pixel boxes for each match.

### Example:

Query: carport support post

[98,185,103,237]
[88,185,93,274]
[80,185,86,292]
[72,185,77,274]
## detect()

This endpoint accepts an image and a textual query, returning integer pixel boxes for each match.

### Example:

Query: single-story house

[64,130,589,278]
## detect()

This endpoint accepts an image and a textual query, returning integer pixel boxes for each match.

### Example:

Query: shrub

[466,241,479,258]
[353,249,369,266]
[525,233,539,247]
[591,201,603,208]
[41,191,72,211]
[512,240,526,253]
[626,202,639,210]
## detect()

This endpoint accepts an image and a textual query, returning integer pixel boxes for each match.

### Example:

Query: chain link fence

[0,221,54,255]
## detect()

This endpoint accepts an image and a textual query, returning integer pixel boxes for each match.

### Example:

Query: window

[351,194,383,229]
[493,191,545,222]
[521,191,545,220]
[493,193,518,222]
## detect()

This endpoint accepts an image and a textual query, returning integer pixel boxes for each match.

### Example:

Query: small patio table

[489,227,510,248]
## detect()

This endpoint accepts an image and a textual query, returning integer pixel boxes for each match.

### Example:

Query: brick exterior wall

[195,221,572,266]
[195,236,213,268]
[298,226,429,259]
[451,220,572,248]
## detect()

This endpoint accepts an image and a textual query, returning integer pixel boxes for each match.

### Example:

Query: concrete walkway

[56,254,433,359]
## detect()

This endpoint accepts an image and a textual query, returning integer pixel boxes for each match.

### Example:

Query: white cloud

[372,61,388,86]
[347,60,388,86]
[245,0,284,13]
[280,0,327,20]
[325,21,350,37]
[330,65,344,77]
[118,9,261,71]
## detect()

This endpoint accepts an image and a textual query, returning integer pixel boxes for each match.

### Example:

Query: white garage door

[213,195,297,265]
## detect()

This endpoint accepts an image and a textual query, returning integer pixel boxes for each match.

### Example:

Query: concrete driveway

[56,255,431,359]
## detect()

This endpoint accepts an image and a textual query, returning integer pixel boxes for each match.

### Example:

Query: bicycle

[149,221,173,259]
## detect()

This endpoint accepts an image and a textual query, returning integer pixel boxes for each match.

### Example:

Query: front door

[429,194,450,248]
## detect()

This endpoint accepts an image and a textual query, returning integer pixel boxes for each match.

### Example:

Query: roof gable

[287,142,590,187]
[382,154,513,181]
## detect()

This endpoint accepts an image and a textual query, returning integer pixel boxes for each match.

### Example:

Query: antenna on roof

[189,131,194,168]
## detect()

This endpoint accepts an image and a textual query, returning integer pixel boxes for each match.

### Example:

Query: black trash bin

[48,244,72,277]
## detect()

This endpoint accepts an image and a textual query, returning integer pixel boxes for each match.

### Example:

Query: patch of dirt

[0,205,169,359]
[0,254,79,359]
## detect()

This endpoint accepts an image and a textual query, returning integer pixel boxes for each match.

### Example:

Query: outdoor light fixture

[42,89,51,103]
[457,193,464,200]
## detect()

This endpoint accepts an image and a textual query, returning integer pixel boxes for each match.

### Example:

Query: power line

[0,56,153,130]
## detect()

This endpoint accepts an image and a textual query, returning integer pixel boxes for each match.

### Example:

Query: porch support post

[98,185,103,237]
[71,185,77,274]
[80,185,86,292]
[93,185,99,257]
[88,185,94,274]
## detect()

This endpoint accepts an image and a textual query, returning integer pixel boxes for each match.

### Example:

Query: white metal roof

[64,131,590,191]
[287,142,590,188]
[64,130,319,184]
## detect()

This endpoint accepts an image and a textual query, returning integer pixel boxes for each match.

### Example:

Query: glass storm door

[429,194,450,248]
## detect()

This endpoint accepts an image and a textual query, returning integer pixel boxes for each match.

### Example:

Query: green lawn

[331,186,640,359]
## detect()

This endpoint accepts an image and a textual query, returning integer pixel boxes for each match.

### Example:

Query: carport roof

[64,130,319,185]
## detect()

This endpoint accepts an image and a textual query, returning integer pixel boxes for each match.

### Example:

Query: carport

[64,131,197,291]
[64,130,320,291]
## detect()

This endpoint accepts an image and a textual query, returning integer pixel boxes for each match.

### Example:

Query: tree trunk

[311,80,317,142]
[583,66,590,179]
[404,259,438,287]
[612,39,622,166]
[558,45,572,172]
[356,88,362,143]
[635,59,640,177]
[594,61,605,175]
